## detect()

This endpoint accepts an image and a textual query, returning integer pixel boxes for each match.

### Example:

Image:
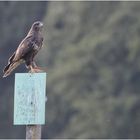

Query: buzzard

[3,21,44,77]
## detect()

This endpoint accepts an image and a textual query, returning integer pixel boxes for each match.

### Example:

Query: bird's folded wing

[14,36,36,61]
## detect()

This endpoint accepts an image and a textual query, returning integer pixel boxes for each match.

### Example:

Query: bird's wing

[8,51,16,64]
[13,35,35,61]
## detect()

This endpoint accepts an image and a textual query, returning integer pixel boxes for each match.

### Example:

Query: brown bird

[3,21,44,78]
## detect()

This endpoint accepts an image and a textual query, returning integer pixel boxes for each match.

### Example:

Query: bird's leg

[29,64,36,73]
[33,61,37,68]
[33,62,40,69]
[27,61,46,73]
[33,61,44,72]
[28,62,43,73]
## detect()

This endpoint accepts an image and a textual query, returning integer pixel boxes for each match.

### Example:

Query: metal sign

[14,73,47,125]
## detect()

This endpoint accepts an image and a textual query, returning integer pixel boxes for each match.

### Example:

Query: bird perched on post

[3,21,44,78]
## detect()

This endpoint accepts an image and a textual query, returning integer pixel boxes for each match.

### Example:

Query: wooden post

[14,73,47,139]
[26,125,41,139]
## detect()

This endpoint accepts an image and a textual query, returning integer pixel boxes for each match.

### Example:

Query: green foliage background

[1,1,140,139]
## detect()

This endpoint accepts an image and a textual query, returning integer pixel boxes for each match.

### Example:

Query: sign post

[14,73,47,139]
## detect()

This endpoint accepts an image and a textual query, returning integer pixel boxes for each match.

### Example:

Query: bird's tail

[3,60,23,78]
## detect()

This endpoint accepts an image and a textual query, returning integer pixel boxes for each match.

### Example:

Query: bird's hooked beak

[39,22,43,27]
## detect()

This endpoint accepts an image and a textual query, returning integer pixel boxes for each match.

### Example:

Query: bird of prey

[3,21,44,77]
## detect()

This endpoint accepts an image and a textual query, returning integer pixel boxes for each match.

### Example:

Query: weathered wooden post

[14,73,47,139]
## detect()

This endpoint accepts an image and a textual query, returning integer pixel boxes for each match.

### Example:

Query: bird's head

[32,21,43,32]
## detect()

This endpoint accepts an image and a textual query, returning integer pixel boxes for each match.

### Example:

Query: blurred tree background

[1,1,140,139]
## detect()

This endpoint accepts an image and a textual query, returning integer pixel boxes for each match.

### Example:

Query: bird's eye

[35,23,40,26]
